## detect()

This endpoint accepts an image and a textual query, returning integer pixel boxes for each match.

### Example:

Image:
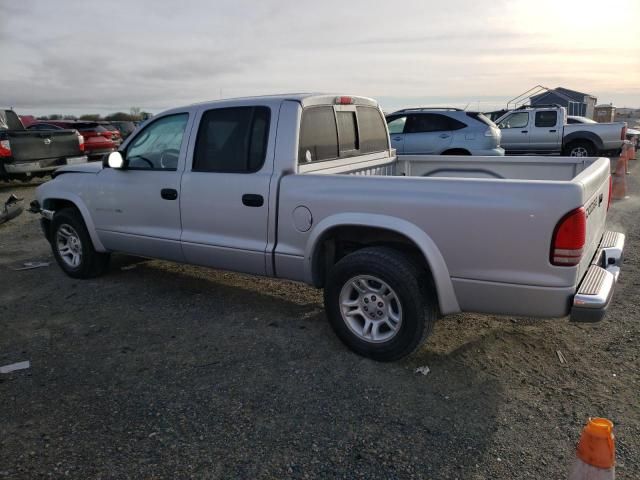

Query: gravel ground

[1,157,638,479]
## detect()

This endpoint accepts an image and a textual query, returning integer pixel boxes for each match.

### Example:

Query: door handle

[521,130,528,133]
[549,129,557,132]
[160,188,178,200]
[439,134,450,138]
[393,136,402,141]
[242,193,264,207]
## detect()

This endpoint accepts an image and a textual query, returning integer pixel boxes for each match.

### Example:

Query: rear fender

[563,131,604,151]
[305,213,460,314]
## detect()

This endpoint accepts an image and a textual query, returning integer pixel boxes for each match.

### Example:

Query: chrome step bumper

[571,231,625,323]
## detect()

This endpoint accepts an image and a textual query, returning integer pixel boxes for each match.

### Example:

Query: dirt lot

[1,158,638,479]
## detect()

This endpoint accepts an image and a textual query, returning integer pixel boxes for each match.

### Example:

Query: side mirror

[107,151,125,169]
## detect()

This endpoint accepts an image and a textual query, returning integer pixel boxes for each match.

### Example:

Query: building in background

[530,87,597,118]
[594,104,616,123]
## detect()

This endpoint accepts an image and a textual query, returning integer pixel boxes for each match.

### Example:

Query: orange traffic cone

[569,418,615,479]
[611,156,628,200]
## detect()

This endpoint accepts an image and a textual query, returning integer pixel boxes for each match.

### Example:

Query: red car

[29,121,119,158]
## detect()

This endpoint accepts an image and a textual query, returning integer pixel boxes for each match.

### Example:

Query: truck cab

[497,106,564,153]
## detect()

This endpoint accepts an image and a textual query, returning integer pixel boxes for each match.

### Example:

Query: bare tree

[130,107,142,120]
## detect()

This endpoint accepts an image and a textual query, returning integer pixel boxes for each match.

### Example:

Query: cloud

[1,0,638,115]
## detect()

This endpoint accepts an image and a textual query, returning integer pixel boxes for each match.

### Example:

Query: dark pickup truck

[0,109,87,181]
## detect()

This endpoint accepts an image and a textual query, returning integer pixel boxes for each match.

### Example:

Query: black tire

[563,141,595,157]
[50,207,110,278]
[324,247,438,362]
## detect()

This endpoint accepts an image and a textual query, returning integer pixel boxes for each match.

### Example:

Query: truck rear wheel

[50,208,110,279]
[324,247,437,361]
[564,141,595,157]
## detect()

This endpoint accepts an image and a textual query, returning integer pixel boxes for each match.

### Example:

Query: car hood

[52,162,103,177]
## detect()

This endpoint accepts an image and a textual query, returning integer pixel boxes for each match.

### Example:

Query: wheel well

[43,198,78,212]
[312,226,435,288]
[565,139,596,151]
[40,199,79,241]
[442,148,471,155]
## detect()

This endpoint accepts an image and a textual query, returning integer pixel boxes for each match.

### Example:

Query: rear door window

[535,111,558,127]
[193,106,270,173]
[406,113,458,133]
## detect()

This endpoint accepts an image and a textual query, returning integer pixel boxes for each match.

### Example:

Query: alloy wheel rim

[339,275,403,343]
[570,146,589,157]
[56,224,83,268]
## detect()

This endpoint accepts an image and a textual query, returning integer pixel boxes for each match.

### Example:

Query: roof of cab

[188,93,378,109]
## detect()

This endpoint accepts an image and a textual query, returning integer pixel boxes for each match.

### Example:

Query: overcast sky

[1,0,639,116]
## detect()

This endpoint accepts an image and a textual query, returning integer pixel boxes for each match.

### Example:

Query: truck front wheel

[324,247,437,361]
[50,208,110,279]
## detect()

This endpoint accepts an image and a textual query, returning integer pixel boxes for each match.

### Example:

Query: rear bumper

[2,156,88,175]
[570,231,625,322]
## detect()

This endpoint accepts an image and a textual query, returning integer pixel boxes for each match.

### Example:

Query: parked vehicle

[32,94,624,361]
[109,121,137,140]
[0,109,87,181]
[385,108,504,156]
[496,106,627,157]
[18,115,37,127]
[97,122,123,147]
[37,121,117,159]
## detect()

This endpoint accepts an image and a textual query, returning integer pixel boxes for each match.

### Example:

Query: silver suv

[386,108,504,156]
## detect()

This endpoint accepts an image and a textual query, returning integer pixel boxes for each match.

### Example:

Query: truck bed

[277,154,610,317]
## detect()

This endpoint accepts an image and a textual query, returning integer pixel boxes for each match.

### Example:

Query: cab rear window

[298,105,388,163]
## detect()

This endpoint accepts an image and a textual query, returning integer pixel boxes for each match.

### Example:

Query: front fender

[36,182,107,252]
[304,213,460,314]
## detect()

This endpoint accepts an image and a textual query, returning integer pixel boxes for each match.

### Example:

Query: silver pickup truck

[496,105,627,157]
[32,94,625,361]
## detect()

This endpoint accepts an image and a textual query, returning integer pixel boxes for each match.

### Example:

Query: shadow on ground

[1,258,505,479]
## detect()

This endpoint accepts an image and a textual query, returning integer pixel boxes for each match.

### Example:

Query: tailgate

[7,130,81,162]
[575,158,610,279]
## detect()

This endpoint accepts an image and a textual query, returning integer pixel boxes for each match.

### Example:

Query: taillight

[551,207,586,266]
[0,139,11,157]
[77,132,85,152]
[621,126,627,140]
[607,176,612,210]
[335,96,353,105]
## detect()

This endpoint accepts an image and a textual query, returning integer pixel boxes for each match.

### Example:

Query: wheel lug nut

[371,296,376,301]
[363,307,368,311]
[378,302,383,307]
[364,298,369,304]
[377,310,383,316]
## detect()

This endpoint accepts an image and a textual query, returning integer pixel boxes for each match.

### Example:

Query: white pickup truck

[496,105,627,157]
[32,94,625,361]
